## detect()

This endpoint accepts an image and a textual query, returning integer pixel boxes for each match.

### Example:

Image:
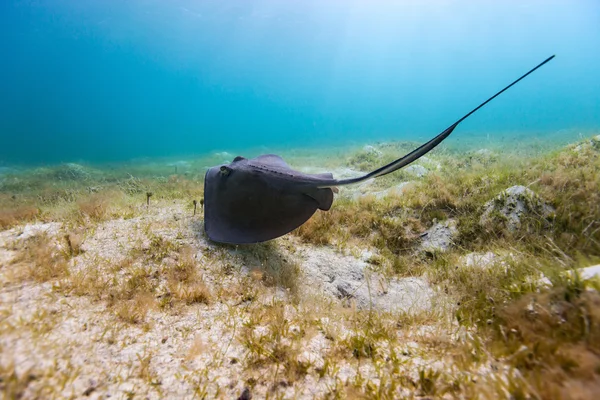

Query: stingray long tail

[317,55,555,188]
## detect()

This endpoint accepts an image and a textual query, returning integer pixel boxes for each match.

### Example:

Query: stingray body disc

[204,165,319,244]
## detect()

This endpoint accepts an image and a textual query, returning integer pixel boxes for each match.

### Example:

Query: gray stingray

[204,55,555,244]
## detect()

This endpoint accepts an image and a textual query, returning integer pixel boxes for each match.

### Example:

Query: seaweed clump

[490,274,600,399]
[0,203,39,229]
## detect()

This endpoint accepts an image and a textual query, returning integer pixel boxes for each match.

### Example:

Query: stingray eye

[233,156,246,162]
[219,166,231,176]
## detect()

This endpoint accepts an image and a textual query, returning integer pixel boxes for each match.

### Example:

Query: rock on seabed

[405,164,428,178]
[420,219,458,253]
[480,185,555,232]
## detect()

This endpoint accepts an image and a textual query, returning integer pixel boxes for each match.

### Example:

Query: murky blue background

[1,0,599,165]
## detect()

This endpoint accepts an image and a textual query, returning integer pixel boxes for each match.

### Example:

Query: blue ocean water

[0,0,598,166]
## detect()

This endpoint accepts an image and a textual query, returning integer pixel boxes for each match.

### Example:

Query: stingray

[204,55,555,244]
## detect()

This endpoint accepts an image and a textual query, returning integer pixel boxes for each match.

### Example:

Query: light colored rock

[463,252,498,269]
[419,156,442,171]
[461,251,520,273]
[405,165,428,178]
[340,177,376,200]
[420,219,458,253]
[357,178,376,191]
[354,182,413,201]
[561,264,600,290]
[299,246,435,313]
[362,145,383,157]
[578,264,600,280]
[536,274,553,288]
[331,167,365,180]
[480,185,555,232]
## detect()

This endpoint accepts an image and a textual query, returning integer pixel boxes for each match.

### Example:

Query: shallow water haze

[1,0,599,165]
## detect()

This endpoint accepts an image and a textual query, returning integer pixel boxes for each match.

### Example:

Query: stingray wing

[204,162,331,244]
